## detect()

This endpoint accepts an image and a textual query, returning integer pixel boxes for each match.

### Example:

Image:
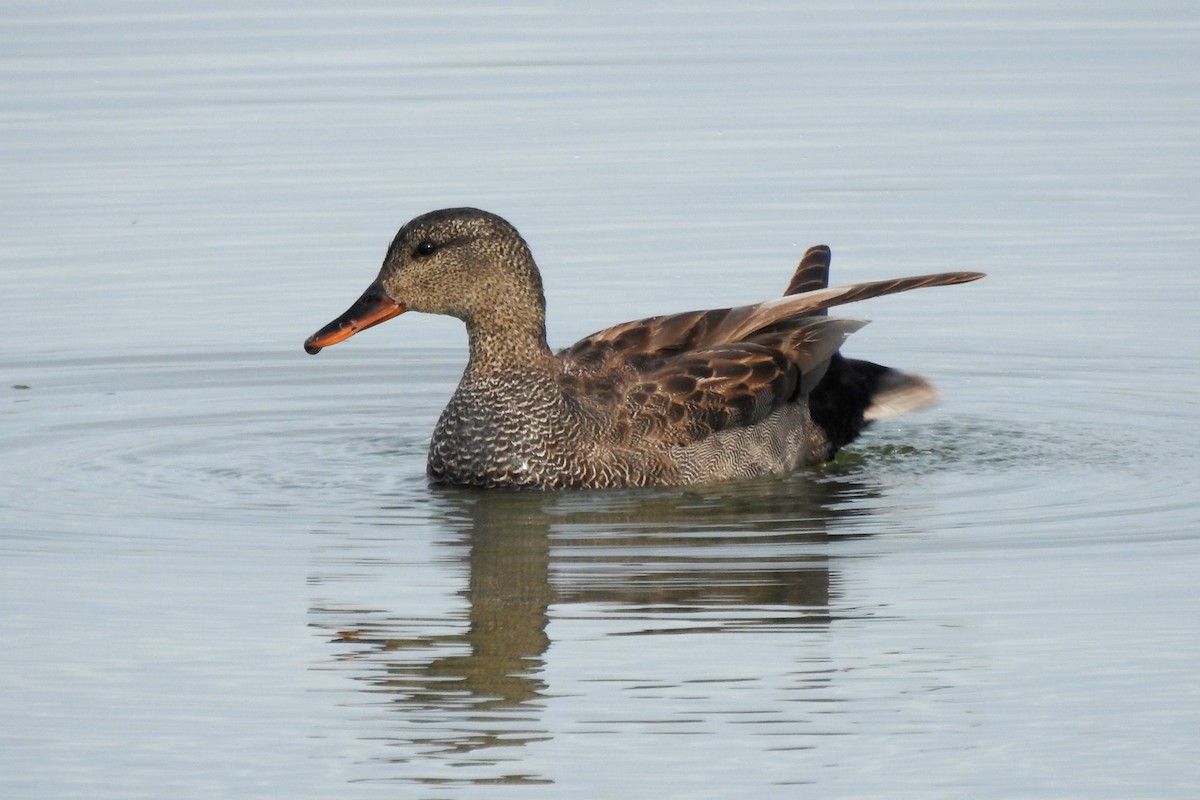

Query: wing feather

[562,271,983,371]
[613,318,866,447]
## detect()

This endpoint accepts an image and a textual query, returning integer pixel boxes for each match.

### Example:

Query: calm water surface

[2,2,1198,798]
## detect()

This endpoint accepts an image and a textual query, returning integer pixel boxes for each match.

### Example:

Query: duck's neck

[461,303,557,379]
[430,310,570,488]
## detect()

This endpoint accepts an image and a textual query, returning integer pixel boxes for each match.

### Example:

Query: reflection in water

[308,470,883,783]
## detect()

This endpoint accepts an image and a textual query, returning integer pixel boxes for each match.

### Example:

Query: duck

[304,208,983,489]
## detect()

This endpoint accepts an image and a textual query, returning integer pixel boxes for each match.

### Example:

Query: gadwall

[304,208,983,489]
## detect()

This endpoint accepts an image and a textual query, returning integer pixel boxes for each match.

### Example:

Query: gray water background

[2,2,1198,798]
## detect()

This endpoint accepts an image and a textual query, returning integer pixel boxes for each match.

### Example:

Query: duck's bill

[303,280,405,354]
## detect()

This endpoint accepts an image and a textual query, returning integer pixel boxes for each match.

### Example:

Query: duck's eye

[414,240,439,258]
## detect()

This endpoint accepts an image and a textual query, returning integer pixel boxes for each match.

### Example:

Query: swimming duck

[304,208,983,489]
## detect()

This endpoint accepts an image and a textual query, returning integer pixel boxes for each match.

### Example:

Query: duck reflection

[310,467,881,766]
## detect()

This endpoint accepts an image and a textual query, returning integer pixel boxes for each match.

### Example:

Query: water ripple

[3,348,1196,554]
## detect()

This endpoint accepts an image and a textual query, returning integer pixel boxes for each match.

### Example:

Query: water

[3,1,1199,797]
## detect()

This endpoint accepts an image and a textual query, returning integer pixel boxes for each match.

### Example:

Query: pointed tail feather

[863,370,938,420]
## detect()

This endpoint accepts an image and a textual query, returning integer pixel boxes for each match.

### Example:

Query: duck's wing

[560,306,744,372]
[783,244,831,297]
[717,271,985,343]
[613,317,866,447]
[560,270,983,372]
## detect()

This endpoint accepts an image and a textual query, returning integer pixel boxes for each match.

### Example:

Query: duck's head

[304,207,545,354]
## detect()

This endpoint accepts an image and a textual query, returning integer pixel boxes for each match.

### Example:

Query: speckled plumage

[304,208,984,489]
